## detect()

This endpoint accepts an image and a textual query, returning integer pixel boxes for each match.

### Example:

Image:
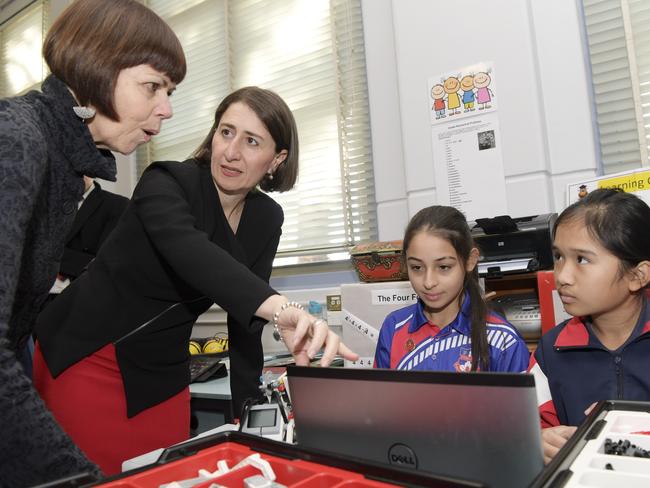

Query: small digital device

[240,403,285,441]
[492,292,542,340]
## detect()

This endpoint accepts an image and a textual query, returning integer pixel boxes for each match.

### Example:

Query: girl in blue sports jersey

[374,205,529,372]
[529,189,650,464]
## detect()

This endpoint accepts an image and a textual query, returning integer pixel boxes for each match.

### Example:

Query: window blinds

[582,0,650,173]
[0,1,48,98]
[142,0,376,257]
[628,0,650,166]
[138,0,228,174]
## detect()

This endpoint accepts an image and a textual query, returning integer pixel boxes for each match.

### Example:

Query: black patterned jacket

[0,75,115,487]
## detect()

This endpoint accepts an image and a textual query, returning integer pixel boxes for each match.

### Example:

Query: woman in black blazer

[58,178,130,281]
[33,87,357,475]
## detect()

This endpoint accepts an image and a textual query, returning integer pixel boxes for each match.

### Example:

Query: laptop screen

[287,366,544,488]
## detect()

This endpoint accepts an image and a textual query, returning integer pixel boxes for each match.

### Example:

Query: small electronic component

[603,438,650,458]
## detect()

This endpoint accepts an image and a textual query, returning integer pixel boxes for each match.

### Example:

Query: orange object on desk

[536,270,572,335]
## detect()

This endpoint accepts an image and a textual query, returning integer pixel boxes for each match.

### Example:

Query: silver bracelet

[272,301,304,342]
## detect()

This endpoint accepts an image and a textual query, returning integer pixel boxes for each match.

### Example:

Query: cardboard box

[341,281,417,368]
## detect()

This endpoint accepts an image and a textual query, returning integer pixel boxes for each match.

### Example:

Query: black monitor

[287,366,544,488]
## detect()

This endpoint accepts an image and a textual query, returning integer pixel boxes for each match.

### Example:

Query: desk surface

[189,353,296,401]
[189,375,231,400]
[189,352,305,401]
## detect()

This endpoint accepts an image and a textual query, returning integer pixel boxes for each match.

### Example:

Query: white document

[431,111,507,220]
[428,62,507,220]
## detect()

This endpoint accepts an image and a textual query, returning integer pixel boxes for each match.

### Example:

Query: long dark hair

[402,206,489,370]
[554,188,650,282]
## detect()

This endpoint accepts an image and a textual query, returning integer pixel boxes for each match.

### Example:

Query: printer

[470,213,557,341]
[469,213,557,277]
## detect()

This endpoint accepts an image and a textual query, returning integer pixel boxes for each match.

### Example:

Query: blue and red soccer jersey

[374,291,529,372]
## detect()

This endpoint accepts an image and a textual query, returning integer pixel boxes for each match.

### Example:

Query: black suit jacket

[59,181,129,280]
[36,160,282,417]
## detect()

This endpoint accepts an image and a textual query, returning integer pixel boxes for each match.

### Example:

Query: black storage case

[531,400,650,488]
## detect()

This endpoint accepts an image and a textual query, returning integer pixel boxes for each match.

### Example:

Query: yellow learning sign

[567,167,650,207]
[598,170,650,193]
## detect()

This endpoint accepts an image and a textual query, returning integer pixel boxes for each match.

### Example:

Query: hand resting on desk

[541,425,577,465]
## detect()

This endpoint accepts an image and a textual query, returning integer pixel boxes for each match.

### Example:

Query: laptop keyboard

[190,354,227,383]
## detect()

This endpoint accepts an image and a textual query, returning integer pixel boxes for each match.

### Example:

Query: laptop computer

[287,366,544,488]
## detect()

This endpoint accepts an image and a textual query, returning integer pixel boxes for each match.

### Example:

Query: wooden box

[350,241,408,283]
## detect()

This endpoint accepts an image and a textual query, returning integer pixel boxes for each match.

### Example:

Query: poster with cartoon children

[427,61,507,220]
[428,62,497,125]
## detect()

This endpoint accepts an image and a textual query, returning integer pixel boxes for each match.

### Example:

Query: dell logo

[388,443,418,468]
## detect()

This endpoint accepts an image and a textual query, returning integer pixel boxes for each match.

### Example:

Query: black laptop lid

[287,366,544,488]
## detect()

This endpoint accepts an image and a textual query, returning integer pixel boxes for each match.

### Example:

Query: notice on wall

[371,288,418,306]
[428,62,507,220]
[566,167,650,208]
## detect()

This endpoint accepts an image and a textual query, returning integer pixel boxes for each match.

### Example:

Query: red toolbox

[36,431,484,488]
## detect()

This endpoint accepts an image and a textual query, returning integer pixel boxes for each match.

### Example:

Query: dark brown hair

[554,188,650,281]
[402,206,490,370]
[43,0,186,121]
[193,86,299,192]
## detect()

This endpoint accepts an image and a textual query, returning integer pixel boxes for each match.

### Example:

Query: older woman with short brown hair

[0,0,185,485]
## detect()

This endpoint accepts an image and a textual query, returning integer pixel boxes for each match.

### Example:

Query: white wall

[25,0,602,233]
[363,0,599,240]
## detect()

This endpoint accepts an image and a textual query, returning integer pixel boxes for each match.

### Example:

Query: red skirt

[33,342,189,476]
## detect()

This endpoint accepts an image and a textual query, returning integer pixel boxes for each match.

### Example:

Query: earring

[267,171,274,181]
[73,106,96,120]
